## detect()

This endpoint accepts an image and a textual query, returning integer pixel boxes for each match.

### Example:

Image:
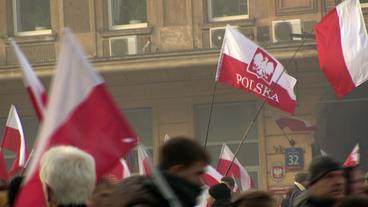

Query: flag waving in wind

[343,144,359,167]
[137,145,152,176]
[10,40,47,120]
[216,25,297,114]
[315,0,368,98]
[201,165,222,187]
[274,115,316,132]
[1,105,28,176]
[15,29,137,207]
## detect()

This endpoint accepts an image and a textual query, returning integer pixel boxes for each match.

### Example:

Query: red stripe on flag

[201,174,220,187]
[217,159,241,178]
[2,127,20,152]
[315,9,355,98]
[218,54,296,114]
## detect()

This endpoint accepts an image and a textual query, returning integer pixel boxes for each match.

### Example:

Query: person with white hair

[40,146,96,207]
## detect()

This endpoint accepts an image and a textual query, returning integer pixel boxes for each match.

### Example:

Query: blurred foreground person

[344,166,366,196]
[335,196,368,207]
[281,172,308,207]
[97,137,209,207]
[208,183,232,207]
[40,146,96,207]
[232,191,275,207]
[7,176,23,207]
[294,156,345,207]
[89,178,116,207]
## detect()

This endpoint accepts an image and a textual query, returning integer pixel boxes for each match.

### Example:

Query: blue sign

[284,148,304,171]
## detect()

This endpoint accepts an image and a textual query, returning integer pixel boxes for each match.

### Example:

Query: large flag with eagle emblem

[216,25,297,114]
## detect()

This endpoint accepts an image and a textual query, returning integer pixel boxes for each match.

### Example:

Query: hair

[39,146,96,205]
[159,136,210,170]
[233,191,275,207]
[221,176,235,189]
[335,196,368,207]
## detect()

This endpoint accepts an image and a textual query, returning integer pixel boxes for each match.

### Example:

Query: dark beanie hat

[308,156,342,185]
[209,183,231,200]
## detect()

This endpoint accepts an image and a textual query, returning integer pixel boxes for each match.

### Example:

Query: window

[194,101,260,188]
[208,0,249,22]
[123,108,153,173]
[12,0,51,35]
[108,0,148,30]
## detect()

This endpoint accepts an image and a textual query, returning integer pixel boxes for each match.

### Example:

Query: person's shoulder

[293,190,312,207]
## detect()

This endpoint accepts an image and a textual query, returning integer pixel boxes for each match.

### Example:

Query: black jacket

[293,190,335,207]
[281,184,304,207]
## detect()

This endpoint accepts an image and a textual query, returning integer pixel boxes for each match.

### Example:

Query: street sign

[284,147,304,171]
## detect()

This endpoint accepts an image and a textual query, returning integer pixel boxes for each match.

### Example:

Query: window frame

[207,0,249,22]
[12,0,52,36]
[107,0,148,30]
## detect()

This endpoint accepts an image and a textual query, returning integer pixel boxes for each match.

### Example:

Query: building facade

[0,0,368,196]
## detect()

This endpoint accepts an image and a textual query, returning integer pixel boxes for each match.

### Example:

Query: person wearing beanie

[208,183,232,207]
[293,156,345,207]
[281,172,308,207]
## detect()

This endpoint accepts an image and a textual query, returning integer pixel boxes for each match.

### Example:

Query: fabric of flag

[315,0,368,98]
[1,105,28,176]
[201,165,222,187]
[274,115,316,132]
[216,25,297,114]
[137,145,151,176]
[10,40,47,120]
[217,144,253,191]
[105,158,131,181]
[343,144,359,167]
[0,151,9,182]
[15,28,137,207]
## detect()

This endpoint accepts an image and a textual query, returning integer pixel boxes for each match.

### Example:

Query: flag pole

[203,82,218,150]
[225,39,306,175]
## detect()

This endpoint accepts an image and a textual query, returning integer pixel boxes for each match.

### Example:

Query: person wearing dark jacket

[208,183,232,207]
[281,172,308,207]
[293,156,345,207]
[96,136,210,207]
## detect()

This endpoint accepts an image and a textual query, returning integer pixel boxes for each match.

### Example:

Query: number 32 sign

[284,148,304,171]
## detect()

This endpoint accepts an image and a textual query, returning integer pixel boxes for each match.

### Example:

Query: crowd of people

[0,137,367,207]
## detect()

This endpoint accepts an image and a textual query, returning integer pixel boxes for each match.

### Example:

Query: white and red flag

[315,0,368,98]
[217,144,253,191]
[10,40,47,120]
[0,151,9,182]
[1,105,28,176]
[343,144,359,167]
[274,115,316,132]
[216,25,297,114]
[137,145,152,176]
[15,29,137,207]
[105,158,131,181]
[201,165,222,187]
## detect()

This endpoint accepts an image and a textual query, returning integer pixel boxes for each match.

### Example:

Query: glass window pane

[110,0,147,25]
[194,101,258,144]
[124,108,152,146]
[15,0,51,32]
[211,0,248,18]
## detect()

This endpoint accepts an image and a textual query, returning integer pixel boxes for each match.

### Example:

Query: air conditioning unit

[109,36,137,57]
[210,26,238,48]
[271,19,302,43]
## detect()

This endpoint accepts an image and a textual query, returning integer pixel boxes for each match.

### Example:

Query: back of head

[221,176,235,190]
[233,191,275,207]
[40,146,96,205]
[209,183,231,200]
[159,136,209,170]
[308,156,342,185]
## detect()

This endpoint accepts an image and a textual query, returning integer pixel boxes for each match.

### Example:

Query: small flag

[343,144,359,167]
[15,29,137,207]
[201,165,222,187]
[10,40,47,120]
[274,115,316,132]
[315,0,368,98]
[1,105,28,176]
[216,25,297,114]
[137,145,152,176]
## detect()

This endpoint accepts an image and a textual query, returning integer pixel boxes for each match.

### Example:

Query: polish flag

[216,25,297,114]
[201,165,222,187]
[343,144,359,167]
[10,40,47,120]
[105,158,131,181]
[137,145,151,176]
[274,115,316,132]
[217,144,253,191]
[1,105,28,176]
[14,29,137,207]
[315,0,368,98]
[0,151,9,182]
